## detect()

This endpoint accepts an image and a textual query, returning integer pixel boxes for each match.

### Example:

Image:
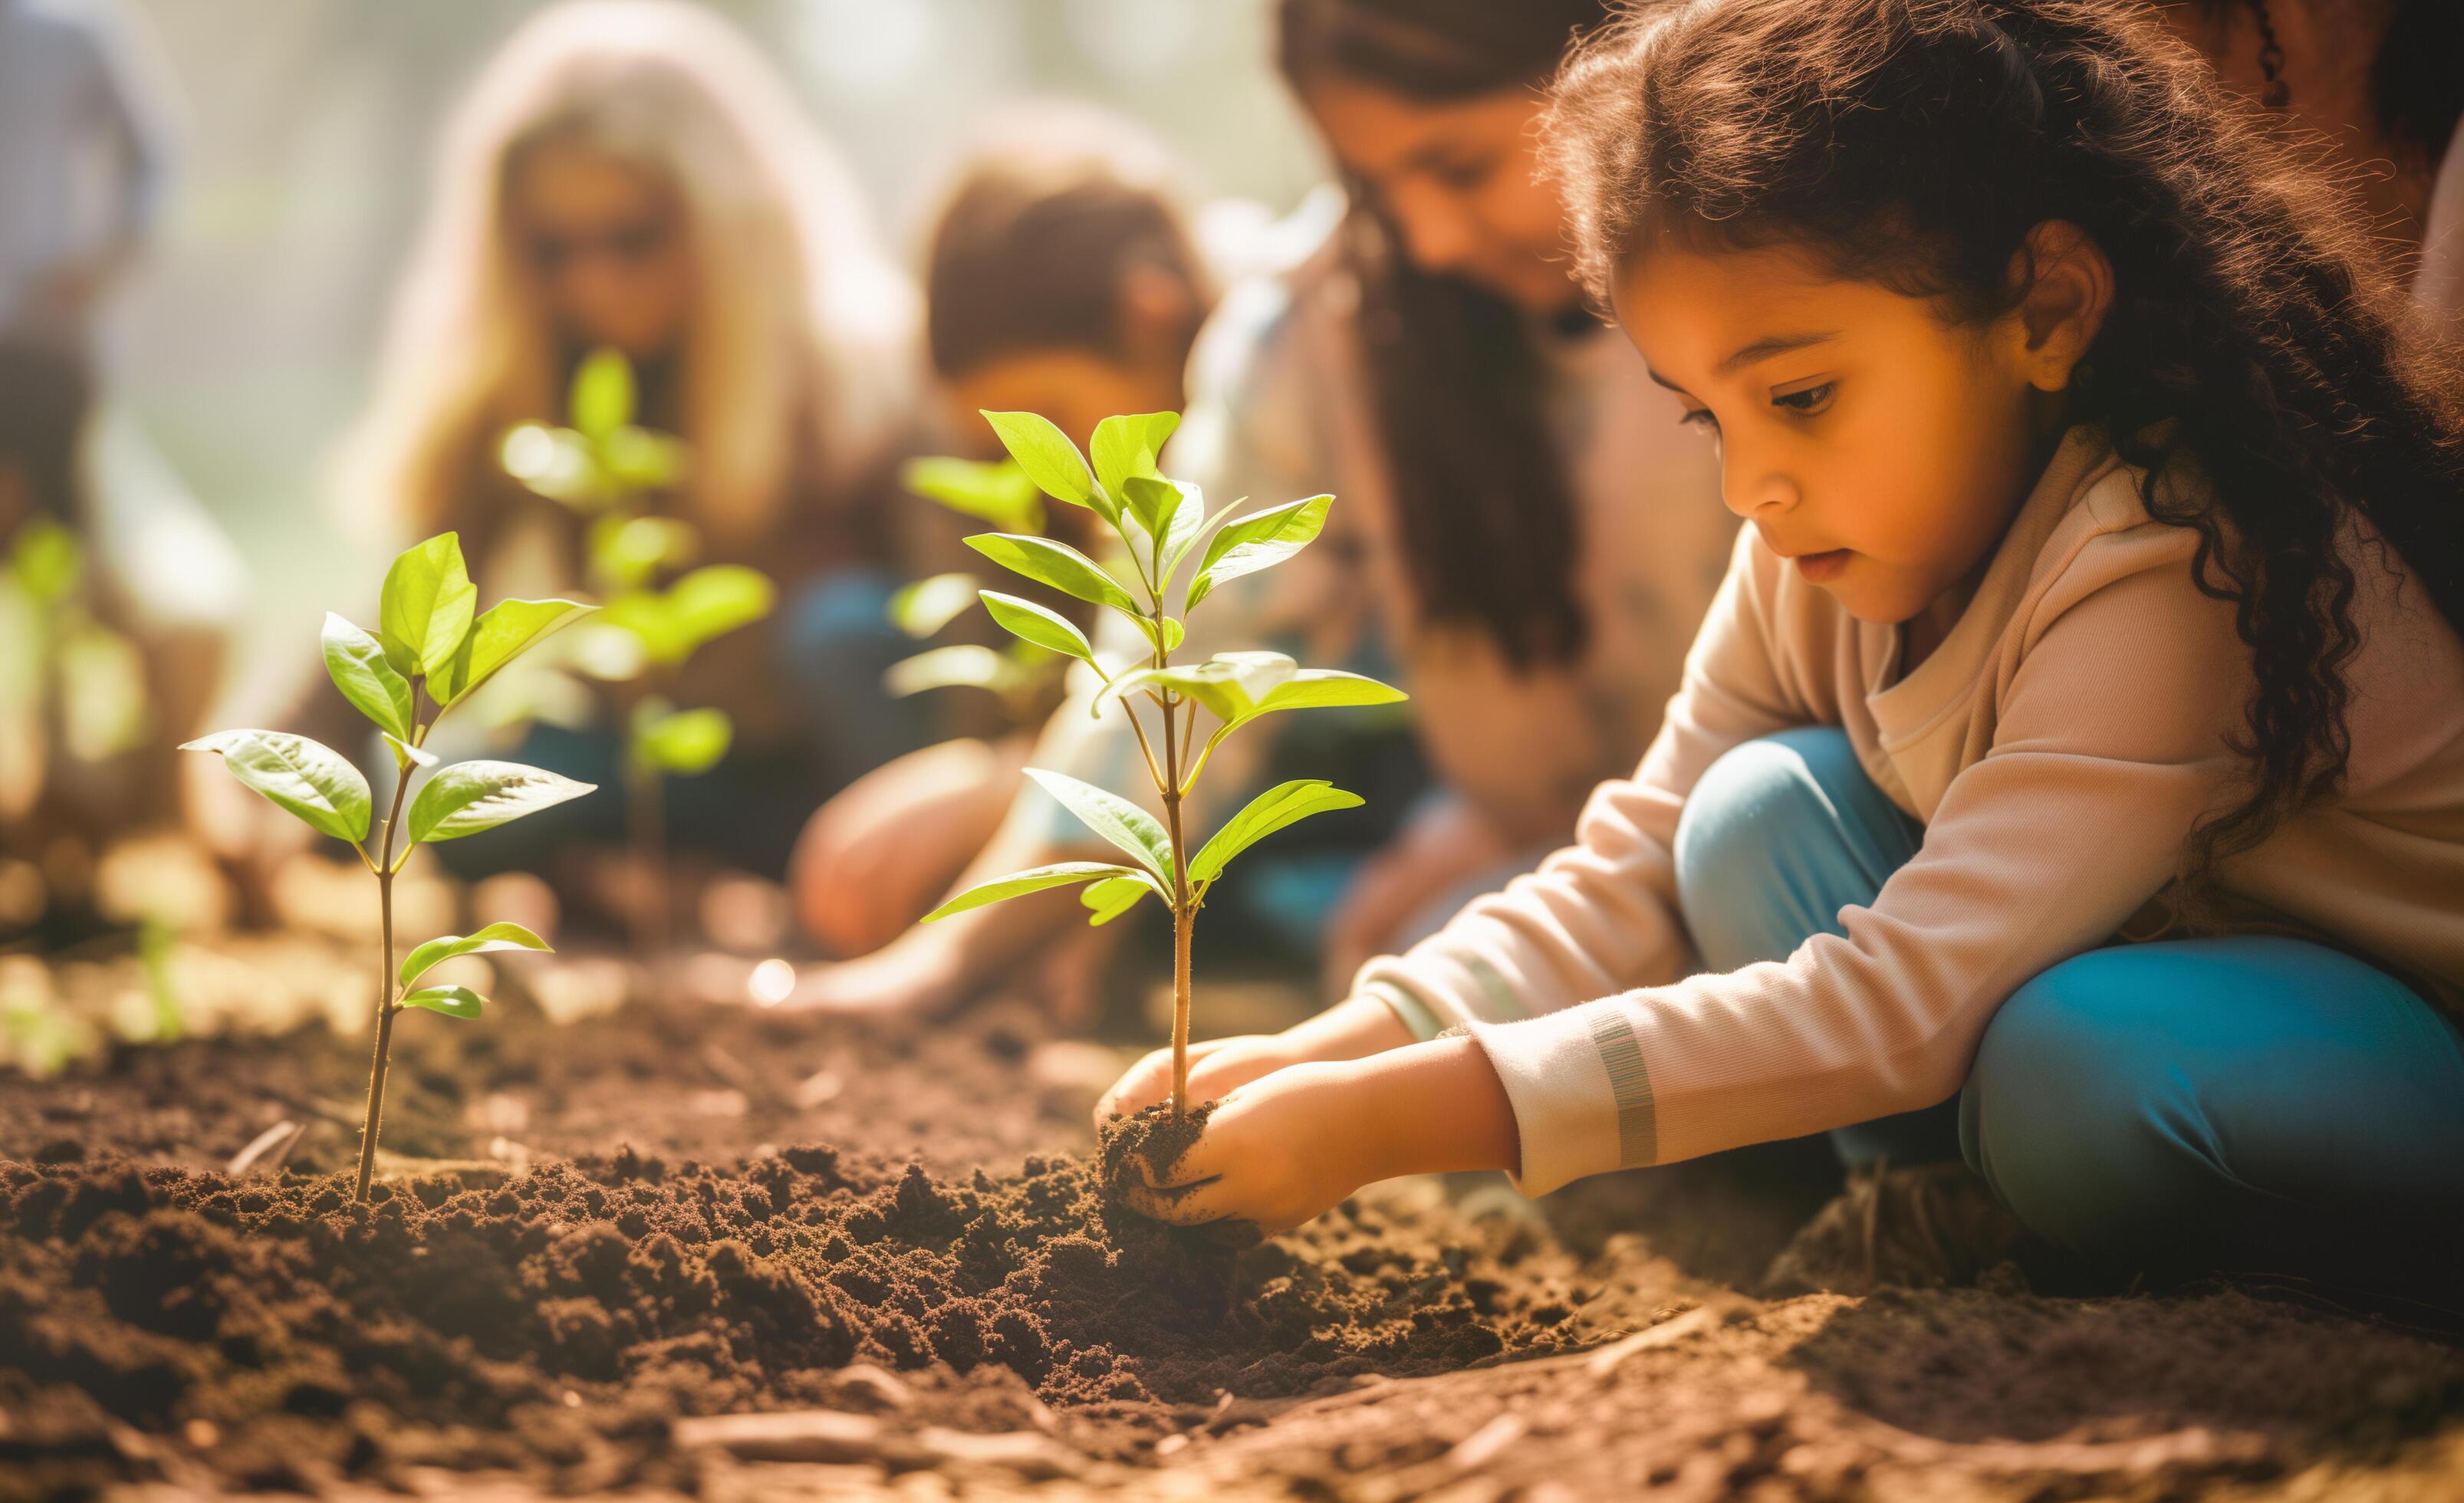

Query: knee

[1962,952,2208,1264]
[1673,728,1857,966]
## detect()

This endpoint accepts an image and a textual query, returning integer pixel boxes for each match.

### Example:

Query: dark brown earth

[4,944,2462,1501]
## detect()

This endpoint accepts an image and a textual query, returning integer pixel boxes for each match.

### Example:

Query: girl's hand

[1117,1060,1387,1234]
[1091,994,1419,1130]
[1117,1034,1521,1235]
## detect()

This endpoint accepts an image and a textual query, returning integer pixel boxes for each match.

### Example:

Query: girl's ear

[2008,220,2115,392]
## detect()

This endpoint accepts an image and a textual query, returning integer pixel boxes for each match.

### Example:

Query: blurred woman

[787,106,1220,959]
[2158,2,2464,311]
[779,0,1735,1018]
[340,0,917,882]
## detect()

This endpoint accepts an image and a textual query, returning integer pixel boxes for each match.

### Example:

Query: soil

[4,948,2463,1500]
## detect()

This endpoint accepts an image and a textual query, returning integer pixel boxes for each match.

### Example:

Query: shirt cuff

[1463,1001,1660,1196]
[1359,978,1446,1041]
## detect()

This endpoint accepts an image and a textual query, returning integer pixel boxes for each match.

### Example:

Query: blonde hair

[340,0,915,549]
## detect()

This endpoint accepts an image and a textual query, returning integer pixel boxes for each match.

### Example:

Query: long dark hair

[1277,0,1614,669]
[1547,0,2464,880]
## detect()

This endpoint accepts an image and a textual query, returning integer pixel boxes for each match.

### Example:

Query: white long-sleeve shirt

[1356,426,2464,1195]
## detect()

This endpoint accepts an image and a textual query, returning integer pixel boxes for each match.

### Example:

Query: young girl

[340,0,916,879]
[1103,0,2464,1295]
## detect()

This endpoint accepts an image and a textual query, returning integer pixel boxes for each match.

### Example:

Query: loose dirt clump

[0,1133,1588,1496]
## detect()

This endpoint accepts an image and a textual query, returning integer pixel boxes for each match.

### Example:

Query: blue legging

[1672,727,2464,1295]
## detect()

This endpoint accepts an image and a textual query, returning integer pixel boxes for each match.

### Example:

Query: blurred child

[340,0,918,882]
[788,107,1216,959]
[778,0,1734,1021]
[1103,0,2464,1303]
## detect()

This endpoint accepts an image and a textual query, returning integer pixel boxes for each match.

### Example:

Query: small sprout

[180,530,594,1201]
[498,349,775,959]
[913,410,1406,1120]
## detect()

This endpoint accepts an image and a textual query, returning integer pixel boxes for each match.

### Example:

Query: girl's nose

[1388,188,1480,278]
[1719,457,1797,520]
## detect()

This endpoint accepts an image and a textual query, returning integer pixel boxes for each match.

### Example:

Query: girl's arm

[1347,523,1805,1044]
[1429,538,2249,1194]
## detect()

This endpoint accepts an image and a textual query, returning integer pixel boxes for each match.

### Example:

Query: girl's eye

[1679,409,1720,434]
[1433,156,1497,191]
[1772,382,1834,416]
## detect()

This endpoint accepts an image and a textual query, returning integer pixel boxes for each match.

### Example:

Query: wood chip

[226,1120,300,1176]
[1447,1413,1526,1470]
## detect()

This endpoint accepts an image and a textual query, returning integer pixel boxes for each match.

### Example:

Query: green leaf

[608,565,774,665]
[500,423,597,505]
[433,597,591,705]
[564,620,648,681]
[980,411,1095,509]
[903,456,1045,532]
[321,613,413,740]
[963,534,1140,617]
[179,729,373,844]
[1022,767,1175,882]
[1120,475,1183,554]
[919,860,1156,923]
[890,572,982,639]
[1131,614,1186,656]
[1165,495,1245,587]
[571,347,634,441]
[1237,667,1408,723]
[979,590,1095,664]
[636,706,732,774]
[1090,413,1179,508]
[883,644,1022,699]
[400,985,485,1021]
[399,921,551,988]
[1082,874,1153,926]
[601,426,683,491]
[1189,780,1365,886]
[1096,650,1296,724]
[383,732,437,770]
[378,533,479,679]
[1186,494,1332,613]
[406,760,594,844]
[591,515,699,589]
[9,518,81,603]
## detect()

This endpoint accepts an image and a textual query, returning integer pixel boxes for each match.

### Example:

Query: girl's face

[1303,80,1577,316]
[1611,234,2104,627]
[507,139,693,363]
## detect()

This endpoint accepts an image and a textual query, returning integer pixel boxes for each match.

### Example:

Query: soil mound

[0,1143,1583,1494]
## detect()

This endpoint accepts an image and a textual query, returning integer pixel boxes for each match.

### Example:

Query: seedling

[884,458,1068,721]
[501,349,775,952]
[182,532,593,1200]
[917,411,1404,1119]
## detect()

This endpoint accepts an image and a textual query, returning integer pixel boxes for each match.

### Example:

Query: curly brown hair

[1545,0,2464,878]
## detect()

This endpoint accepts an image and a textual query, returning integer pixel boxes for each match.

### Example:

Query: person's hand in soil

[1093,993,1416,1129]
[1118,1033,1520,1235]
[790,736,1030,956]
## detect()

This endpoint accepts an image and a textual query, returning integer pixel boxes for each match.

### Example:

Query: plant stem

[1160,689,1192,1120]
[624,745,667,965]
[354,752,416,1202]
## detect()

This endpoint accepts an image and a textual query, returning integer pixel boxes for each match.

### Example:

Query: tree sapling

[916,410,1404,1120]
[182,531,593,1199]
[500,348,775,955]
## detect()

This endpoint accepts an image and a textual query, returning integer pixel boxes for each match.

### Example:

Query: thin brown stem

[1160,690,1193,1120]
[353,739,418,1202]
